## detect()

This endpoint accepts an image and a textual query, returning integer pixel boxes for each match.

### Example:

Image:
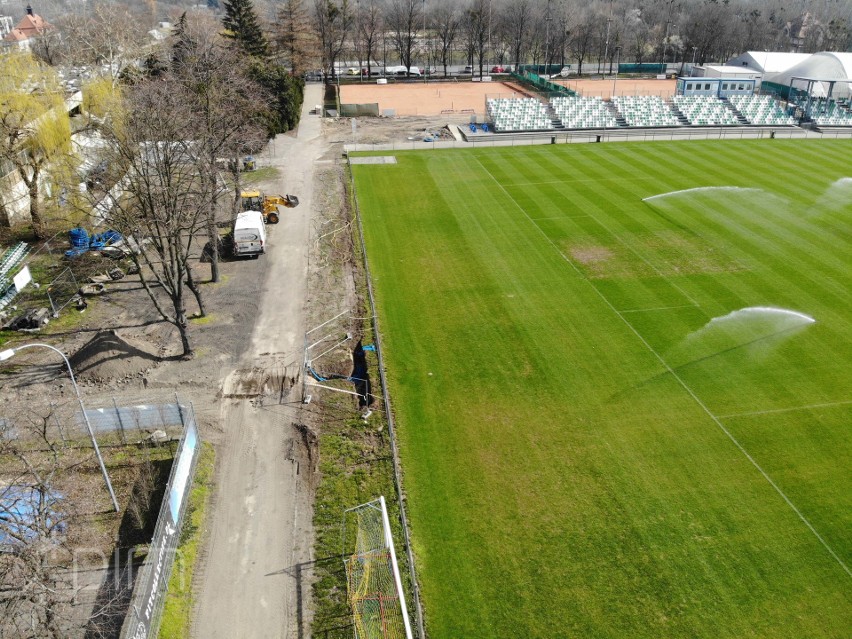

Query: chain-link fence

[45,267,79,316]
[120,402,200,639]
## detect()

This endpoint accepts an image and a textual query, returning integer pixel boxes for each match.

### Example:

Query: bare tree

[29,27,68,67]
[356,0,383,77]
[681,0,732,65]
[98,80,209,357]
[625,7,653,65]
[0,407,75,639]
[555,6,573,68]
[313,0,353,79]
[276,0,319,74]
[570,14,596,75]
[466,0,490,76]
[387,0,422,75]
[433,1,459,76]
[171,13,269,284]
[500,0,531,71]
[59,3,150,86]
[459,3,477,69]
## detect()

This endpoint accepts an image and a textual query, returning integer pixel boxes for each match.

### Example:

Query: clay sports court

[338,78,677,116]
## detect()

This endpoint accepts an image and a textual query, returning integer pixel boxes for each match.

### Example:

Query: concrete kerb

[344,124,852,153]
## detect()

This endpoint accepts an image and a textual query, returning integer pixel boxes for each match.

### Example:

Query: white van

[233,210,266,258]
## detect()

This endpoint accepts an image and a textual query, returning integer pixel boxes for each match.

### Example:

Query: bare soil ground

[338,79,676,119]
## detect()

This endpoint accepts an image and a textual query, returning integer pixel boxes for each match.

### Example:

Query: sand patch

[571,246,615,266]
[567,231,746,280]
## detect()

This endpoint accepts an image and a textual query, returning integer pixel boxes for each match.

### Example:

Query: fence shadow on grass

[82,455,173,638]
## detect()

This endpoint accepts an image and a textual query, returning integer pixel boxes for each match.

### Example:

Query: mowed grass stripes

[352,140,852,638]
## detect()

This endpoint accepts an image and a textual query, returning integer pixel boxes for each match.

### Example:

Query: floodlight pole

[612,47,621,97]
[423,0,428,84]
[662,20,671,72]
[0,343,120,512]
[544,0,552,76]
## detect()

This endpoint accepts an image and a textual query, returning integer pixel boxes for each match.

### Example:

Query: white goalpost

[343,496,414,639]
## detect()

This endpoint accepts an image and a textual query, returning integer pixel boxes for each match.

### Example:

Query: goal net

[344,496,413,639]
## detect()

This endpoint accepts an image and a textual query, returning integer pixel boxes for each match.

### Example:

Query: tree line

[284,0,851,78]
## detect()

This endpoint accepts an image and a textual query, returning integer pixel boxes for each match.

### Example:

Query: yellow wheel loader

[240,190,300,224]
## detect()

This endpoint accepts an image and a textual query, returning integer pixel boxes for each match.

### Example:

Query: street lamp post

[662,20,671,73]
[544,0,552,77]
[423,0,427,84]
[0,343,120,512]
[612,46,621,97]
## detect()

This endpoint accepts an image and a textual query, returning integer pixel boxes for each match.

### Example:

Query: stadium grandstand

[481,51,852,133]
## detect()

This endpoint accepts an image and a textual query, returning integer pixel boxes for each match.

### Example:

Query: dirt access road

[192,84,325,639]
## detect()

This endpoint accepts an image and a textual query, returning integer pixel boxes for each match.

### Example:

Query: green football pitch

[352,139,851,638]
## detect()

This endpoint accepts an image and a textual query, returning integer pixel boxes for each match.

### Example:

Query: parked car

[490,65,505,73]
[463,65,474,74]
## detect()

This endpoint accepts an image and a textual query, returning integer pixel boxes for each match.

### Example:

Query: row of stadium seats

[486,97,554,132]
[672,95,739,126]
[484,95,802,132]
[808,100,852,126]
[550,96,618,129]
[813,111,852,126]
[727,95,797,126]
[611,96,681,127]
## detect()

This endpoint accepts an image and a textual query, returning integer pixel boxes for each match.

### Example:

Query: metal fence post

[175,393,184,425]
[113,397,127,445]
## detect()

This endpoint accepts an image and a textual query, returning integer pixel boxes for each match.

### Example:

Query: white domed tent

[764,52,852,99]
[727,51,810,75]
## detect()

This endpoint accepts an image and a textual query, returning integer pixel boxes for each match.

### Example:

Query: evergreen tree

[171,12,196,69]
[275,0,316,74]
[250,61,305,135]
[222,0,269,58]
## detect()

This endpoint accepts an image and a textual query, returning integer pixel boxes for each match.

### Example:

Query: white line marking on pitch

[620,304,696,313]
[513,176,658,188]
[475,156,852,580]
[719,399,852,419]
[529,215,591,221]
